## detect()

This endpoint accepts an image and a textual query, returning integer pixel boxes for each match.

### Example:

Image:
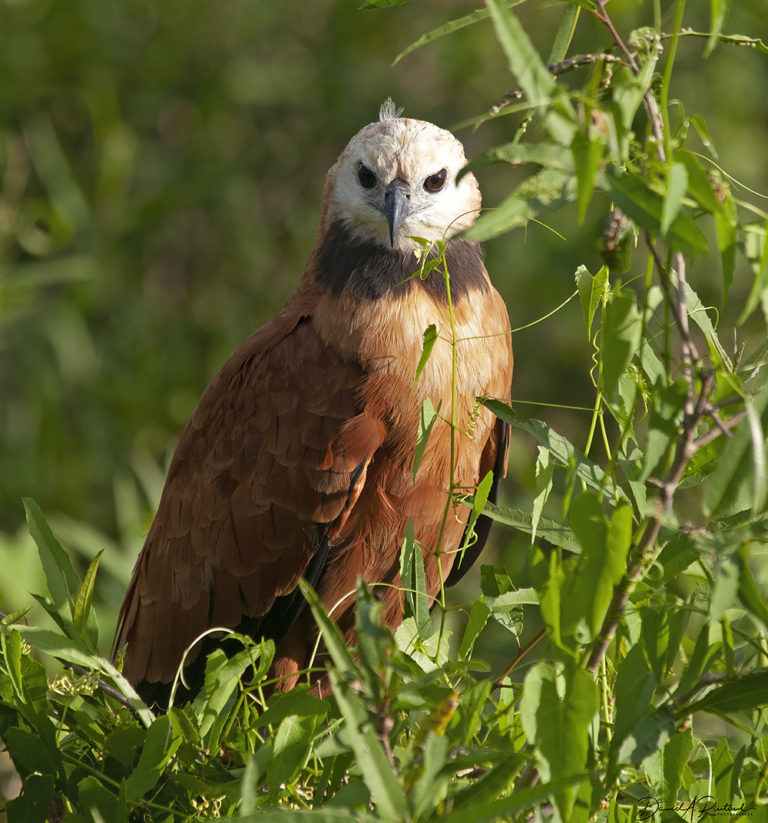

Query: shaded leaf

[601,290,642,402]
[6,774,55,823]
[459,598,492,658]
[572,131,603,222]
[23,498,80,609]
[124,714,181,802]
[608,169,709,257]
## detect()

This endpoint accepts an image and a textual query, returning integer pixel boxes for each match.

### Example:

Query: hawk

[114,101,513,706]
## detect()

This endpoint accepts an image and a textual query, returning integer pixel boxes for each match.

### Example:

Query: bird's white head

[323,100,481,252]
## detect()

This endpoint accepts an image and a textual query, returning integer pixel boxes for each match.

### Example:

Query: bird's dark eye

[424,168,447,193]
[357,162,377,189]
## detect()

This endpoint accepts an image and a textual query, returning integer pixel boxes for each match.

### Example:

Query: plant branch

[593,0,666,163]
[494,629,546,689]
[487,53,627,118]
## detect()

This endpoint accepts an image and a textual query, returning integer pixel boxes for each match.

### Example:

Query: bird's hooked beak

[384,178,411,248]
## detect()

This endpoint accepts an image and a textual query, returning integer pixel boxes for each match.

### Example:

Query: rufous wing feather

[114,309,385,689]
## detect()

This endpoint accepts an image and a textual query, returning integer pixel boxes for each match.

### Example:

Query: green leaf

[675,623,722,700]
[485,0,575,145]
[459,598,492,658]
[459,469,494,562]
[467,167,575,242]
[413,324,437,385]
[410,733,449,817]
[572,131,603,223]
[465,192,531,242]
[233,810,367,822]
[519,663,598,819]
[5,774,55,823]
[608,169,709,257]
[360,0,412,7]
[328,666,408,822]
[702,381,768,517]
[677,149,727,216]
[738,218,768,327]
[438,774,591,823]
[4,727,60,779]
[300,580,360,678]
[482,503,581,553]
[73,549,102,649]
[601,290,642,402]
[399,520,430,635]
[706,0,734,56]
[531,447,554,544]
[256,687,329,729]
[78,776,122,823]
[479,402,626,506]
[575,264,608,337]
[608,644,658,781]
[529,546,563,648]
[355,579,395,696]
[547,3,580,63]
[642,378,687,481]
[23,498,81,609]
[662,729,694,806]
[413,397,439,481]
[124,714,181,802]
[192,642,267,744]
[393,5,513,66]
[682,279,733,370]
[1,629,24,702]
[737,552,768,630]
[446,753,522,812]
[660,162,688,237]
[562,494,632,642]
[466,141,573,174]
[267,714,317,801]
[685,671,768,715]
[711,557,739,623]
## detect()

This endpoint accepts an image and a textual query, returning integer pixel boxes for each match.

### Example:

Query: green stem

[659,0,686,161]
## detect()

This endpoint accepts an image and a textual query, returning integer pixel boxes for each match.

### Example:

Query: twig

[593,0,666,163]
[494,629,546,689]
[673,672,729,711]
[488,53,628,118]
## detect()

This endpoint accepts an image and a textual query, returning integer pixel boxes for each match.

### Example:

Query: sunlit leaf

[572,131,603,223]
[660,162,688,237]
[413,397,439,481]
[485,0,575,145]
[414,324,437,384]
[575,264,608,336]
[393,3,523,66]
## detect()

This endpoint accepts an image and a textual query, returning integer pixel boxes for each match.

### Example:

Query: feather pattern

[114,108,514,703]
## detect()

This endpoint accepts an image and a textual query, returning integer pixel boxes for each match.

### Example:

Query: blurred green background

[1,0,767,646]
